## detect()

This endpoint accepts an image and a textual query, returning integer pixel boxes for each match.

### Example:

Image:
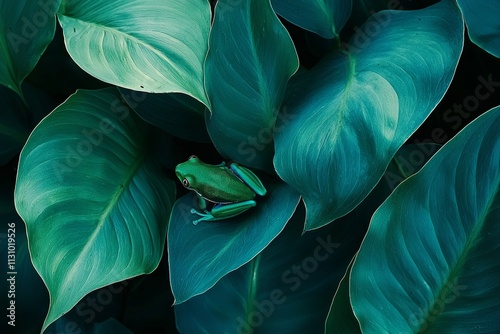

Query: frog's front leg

[190,200,257,225]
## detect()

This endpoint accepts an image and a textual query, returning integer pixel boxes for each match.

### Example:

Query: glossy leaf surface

[58,0,211,104]
[174,201,365,333]
[0,0,61,98]
[273,0,463,230]
[271,0,352,39]
[351,106,500,333]
[324,143,440,334]
[457,0,500,57]
[205,0,299,171]
[168,180,300,304]
[14,88,176,331]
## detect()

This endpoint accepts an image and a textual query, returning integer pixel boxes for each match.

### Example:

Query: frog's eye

[188,155,198,160]
[182,178,190,188]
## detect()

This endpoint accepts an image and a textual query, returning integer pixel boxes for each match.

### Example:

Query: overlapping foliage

[1,0,499,333]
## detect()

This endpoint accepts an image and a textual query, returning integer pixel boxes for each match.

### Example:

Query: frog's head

[175,155,200,190]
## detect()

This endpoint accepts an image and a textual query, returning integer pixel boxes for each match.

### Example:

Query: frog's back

[202,167,256,203]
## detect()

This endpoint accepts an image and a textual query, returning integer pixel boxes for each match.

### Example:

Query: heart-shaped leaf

[57,0,211,105]
[204,0,299,171]
[456,0,500,57]
[0,0,61,99]
[14,87,176,331]
[273,0,464,230]
[350,105,500,333]
[168,180,300,304]
[119,88,210,143]
[270,0,352,39]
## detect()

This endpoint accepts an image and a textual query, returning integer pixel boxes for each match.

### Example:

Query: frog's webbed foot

[190,209,215,225]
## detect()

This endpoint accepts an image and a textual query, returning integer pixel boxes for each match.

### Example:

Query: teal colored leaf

[271,0,352,39]
[58,0,211,105]
[173,138,427,332]
[350,106,500,333]
[14,88,176,331]
[119,88,210,143]
[456,0,500,57]
[273,0,464,230]
[168,180,300,304]
[325,260,361,334]
[174,200,366,333]
[205,0,299,171]
[0,176,49,334]
[324,142,440,334]
[0,0,61,99]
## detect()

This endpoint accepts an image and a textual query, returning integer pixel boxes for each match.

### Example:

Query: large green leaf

[119,88,210,143]
[324,143,440,334]
[174,201,365,333]
[0,0,61,98]
[204,0,299,171]
[57,0,211,105]
[0,174,49,334]
[273,0,464,230]
[172,142,425,333]
[270,0,352,39]
[350,106,500,333]
[168,180,300,304]
[456,0,500,57]
[14,88,176,331]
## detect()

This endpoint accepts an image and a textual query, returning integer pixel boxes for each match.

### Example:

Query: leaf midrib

[60,150,148,292]
[418,178,500,332]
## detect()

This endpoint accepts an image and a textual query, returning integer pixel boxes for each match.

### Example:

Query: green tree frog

[175,155,267,225]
